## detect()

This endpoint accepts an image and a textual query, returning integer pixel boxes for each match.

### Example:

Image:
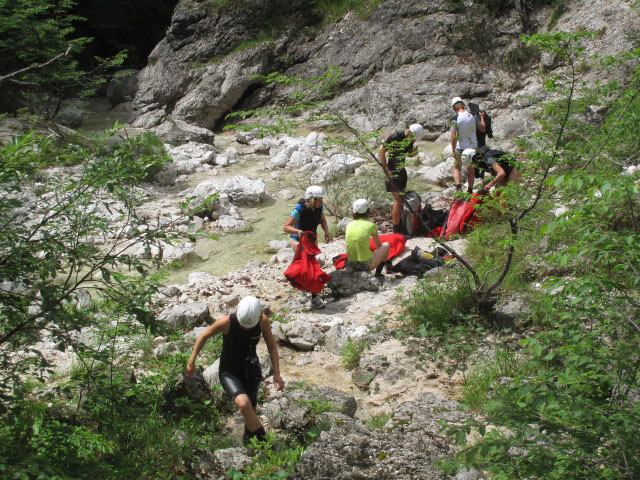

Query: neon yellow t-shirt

[345,219,377,262]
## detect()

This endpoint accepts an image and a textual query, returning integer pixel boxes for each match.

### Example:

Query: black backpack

[420,204,447,231]
[469,102,493,148]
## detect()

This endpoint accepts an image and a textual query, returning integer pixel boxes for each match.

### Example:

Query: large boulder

[163,369,211,410]
[295,393,473,480]
[107,69,139,107]
[169,142,216,165]
[263,385,357,434]
[271,320,323,351]
[221,175,267,205]
[152,119,215,145]
[270,142,300,168]
[310,154,366,183]
[153,162,177,186]
[418,157,457,187]
[158,302,210,330]
[327,268,379,297]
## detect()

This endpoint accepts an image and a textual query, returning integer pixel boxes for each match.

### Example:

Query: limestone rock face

[134,0,637,143]
[106,69,139,107]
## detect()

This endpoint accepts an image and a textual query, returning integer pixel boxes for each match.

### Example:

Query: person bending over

[186,296,284,444]
[464,148,521,193]
[283,185,331,309]
[345,199,390,277]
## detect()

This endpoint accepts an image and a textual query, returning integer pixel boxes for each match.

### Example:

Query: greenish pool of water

[75,104,446,282]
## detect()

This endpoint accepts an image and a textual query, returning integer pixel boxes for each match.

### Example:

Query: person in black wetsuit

[465,148,521,193]
[186,296,284,443]
[379,124,425,233]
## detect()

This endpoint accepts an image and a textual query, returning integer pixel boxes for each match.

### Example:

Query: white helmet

[408,123,425,141]
[451,96,464,108]
[305,185,325,199]
[461,148,477,162]
[352,198,370,214]
[237,296,262,328]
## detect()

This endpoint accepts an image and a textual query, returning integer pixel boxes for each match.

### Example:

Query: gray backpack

[401,191,421,236]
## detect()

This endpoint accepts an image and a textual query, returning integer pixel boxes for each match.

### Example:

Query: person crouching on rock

[186,296,284,444]
[345,199,390,277]
[283,185,331,309]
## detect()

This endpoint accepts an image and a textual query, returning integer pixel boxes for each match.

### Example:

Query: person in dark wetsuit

[464,148,521,193]
[283,185,331,252]
[283,185,331,309]
[379,124,425,234]
[186,296,284,443]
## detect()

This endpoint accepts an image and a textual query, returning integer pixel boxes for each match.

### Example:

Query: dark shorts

[385,168,408,193]
[220,371,259,408]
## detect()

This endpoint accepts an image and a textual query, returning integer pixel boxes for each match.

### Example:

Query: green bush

[458,347,526,410]
[439,32,640,480]
[340,338,368,369]
[228,432,305,480]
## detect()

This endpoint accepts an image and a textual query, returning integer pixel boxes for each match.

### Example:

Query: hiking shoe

[385,260,394,274]
[310,296,326,309]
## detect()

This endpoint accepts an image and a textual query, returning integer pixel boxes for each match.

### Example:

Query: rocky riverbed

[14,120,500,478]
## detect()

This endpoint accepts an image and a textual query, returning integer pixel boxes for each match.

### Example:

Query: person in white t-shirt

[450,96,486,193]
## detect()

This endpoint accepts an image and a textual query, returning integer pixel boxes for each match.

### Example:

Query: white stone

[221,175,266,205]
[216,215,250,232]
[270,143,299,168]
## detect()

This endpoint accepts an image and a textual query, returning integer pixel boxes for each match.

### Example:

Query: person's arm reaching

[372,229,382,248]
[379,145,392,176]
[486,163,506,191]
[320,213,331,243]
[186,315,230,378]
[478,111,487,133]
[283,216,303,237]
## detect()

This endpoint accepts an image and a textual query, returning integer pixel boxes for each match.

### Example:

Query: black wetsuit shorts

[385,168,408,193]
[220,371,259,408]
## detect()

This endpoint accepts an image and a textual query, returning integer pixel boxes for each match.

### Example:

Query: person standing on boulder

[186,296,284,444]
[379,124,425,234]
[450,96,486,193]
[345,199,390,277]
[283,185,331,309]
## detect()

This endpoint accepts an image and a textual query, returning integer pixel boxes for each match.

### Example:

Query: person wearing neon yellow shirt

[345,199,390,277]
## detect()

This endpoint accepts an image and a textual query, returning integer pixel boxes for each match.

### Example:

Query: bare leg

[289,238,299,253]
[370,242,390,270]
[391,192,402,226]
[466,165,475,192]
[453,162,462,185]
[507,168,521,185]
[234,394,262,432]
